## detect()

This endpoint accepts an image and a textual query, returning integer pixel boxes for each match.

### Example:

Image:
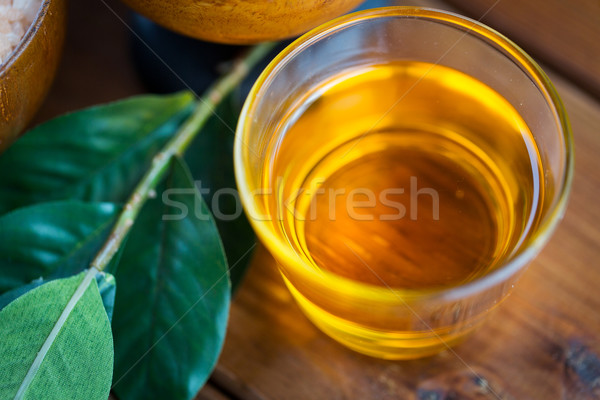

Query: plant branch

[91,41,276,272]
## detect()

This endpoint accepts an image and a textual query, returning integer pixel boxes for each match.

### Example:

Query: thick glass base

[283,277,480,360]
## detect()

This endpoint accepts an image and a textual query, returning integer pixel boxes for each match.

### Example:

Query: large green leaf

[112,157,230,400]
[185,93,256,291]
[0,92,194,214]
[0,271,117,321]
[0,201,120,294]
[0,270,114,400]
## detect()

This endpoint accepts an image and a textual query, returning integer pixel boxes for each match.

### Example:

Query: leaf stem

[91,42,276,272]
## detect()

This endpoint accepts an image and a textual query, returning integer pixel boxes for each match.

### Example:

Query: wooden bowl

[0,0,67,152]
[120,0,365,44]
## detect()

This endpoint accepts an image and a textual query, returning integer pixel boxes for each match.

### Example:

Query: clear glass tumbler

[234,7,573,359]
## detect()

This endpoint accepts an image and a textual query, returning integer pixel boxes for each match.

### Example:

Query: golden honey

[265,61,543,291]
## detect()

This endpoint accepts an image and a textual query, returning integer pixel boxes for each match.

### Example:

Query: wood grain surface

[444,0,600,99]
[36,0,600,399]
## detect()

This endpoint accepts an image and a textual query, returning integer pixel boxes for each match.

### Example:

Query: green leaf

[0,271,117,321]
[112,157,230,400]
[96,272,116,322]
[0,270,114,400]
[0,278,44,311]
[0,92,194,214]
[0,201,120,294]
[185,93,256,291]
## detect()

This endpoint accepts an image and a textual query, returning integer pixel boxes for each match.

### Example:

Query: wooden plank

[113,383,233,400]
[195,384,233,400]
[213,72,600,399]
[444,0,600,99]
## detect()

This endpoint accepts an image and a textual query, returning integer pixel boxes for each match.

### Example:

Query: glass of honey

[234,7,573,359]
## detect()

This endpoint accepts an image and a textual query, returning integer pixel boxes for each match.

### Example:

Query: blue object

[129,0,398,95]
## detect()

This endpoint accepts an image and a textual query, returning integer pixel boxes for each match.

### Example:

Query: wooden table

[36,0,600,399]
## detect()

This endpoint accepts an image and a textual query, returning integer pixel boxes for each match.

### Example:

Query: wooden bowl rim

[0,0,52,76]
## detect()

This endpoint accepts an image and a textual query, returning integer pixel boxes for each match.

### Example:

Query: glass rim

[234,6,574,303]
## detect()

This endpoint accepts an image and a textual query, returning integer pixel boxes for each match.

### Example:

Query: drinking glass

[234,7,573,359]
